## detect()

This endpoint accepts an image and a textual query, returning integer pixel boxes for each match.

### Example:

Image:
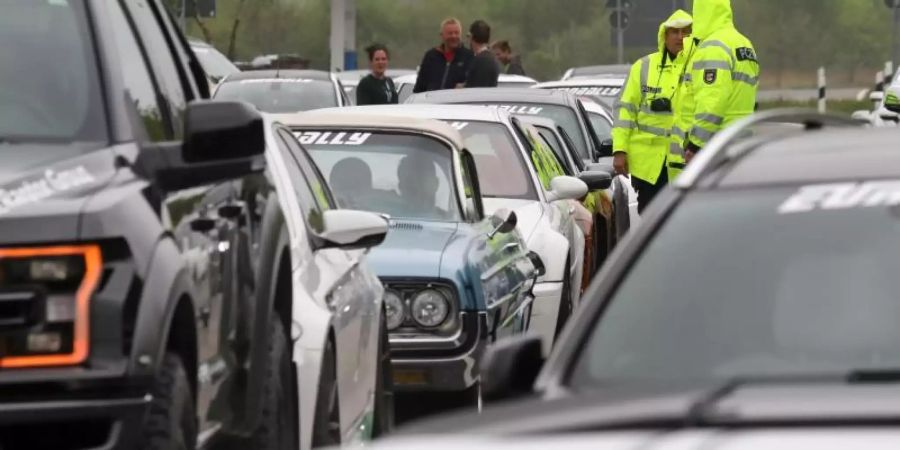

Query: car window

[588,111,613,143]
[190,44,240,82]
[214,78,340,113]
[0,0,106,143]
[275,130,329,234]
[536,126,573,175]
[278,129,335,212]
[397,83,414,103]
[486,103,589,162]
[570,187,900,389]
[446,121,537,201]
[301,130,462,222]
[108,0,169,141]
[516,122,565,191]
[124,0,188,137]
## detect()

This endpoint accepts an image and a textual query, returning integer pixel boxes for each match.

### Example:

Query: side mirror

[526,251,546,278]
[317,210,389,250]
[851,110,872,123]
[884,87,900,114]
[598,138,614,159]
[488,208,518,239]
[545,176,588,202]
[135,100,266,192]
[578,170,612,190]
[481,335,544,402]
[870,90,885,102]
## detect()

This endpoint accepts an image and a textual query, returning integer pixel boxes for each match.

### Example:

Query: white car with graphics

[533,78,626,109]
[264,116,394,449]
[321,105,600,350]
[394,73,539,103]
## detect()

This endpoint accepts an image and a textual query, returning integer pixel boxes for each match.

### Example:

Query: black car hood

[0,145,118,245]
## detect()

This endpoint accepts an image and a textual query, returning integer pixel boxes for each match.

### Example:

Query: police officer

[682,0,759,163]
[612,10,693,213]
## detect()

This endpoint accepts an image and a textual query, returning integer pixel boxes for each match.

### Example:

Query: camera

[650,98,672,112]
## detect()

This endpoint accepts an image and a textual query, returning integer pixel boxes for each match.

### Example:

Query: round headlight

[384,290,405,331]
[410,289,450,328]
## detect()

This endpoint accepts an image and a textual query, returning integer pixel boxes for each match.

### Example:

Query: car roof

[271,110,467,150]
[716,127,900,188]
[564,64,632,79]
[499,74,538,83]
[408,87,575,107]
[222,70,334,82]
[535,78,626,89]
[395,73,418,84]
[336,69,416,82]
[319,104,511,124]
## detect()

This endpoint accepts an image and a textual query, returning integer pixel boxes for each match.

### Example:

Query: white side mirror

[851,110,872,122]
[870,91,885,102]
[318,209,389,250]
[545,176,588,202]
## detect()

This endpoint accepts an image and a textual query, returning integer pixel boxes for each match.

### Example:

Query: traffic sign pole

[616,0,624,64]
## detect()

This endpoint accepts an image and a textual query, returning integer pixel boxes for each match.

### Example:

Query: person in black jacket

[465,20,500,88]
[412,18,474,93]
[492,40,527,76]
[356,43,398,105]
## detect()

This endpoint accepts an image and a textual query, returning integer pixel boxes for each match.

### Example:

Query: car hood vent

[390,222,424,231]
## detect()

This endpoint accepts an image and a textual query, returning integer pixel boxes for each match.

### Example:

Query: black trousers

[631,162,669,214]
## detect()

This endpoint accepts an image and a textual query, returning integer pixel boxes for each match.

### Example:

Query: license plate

[393,369,428,386]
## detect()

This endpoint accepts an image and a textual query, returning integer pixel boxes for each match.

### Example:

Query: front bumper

[529,281,564,353]
[0,391,150,449]
[390,312,488,393]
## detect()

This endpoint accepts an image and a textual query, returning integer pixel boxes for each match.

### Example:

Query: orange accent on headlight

[0,245,102,368]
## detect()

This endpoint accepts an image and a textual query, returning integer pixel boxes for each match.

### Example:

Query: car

[336,69,417,100]
[322,105,602,351]
[274,111,541,417]
[406,88,609,167]
[214,69,352,113]
[0,0,296,448]
[851,72,900,127]
[394,74,540,103]
[364,110,900,450]
[534,78,627,109]
[560,63,631,81]
[579,98,614,142]
[263,116,394,448]
[189,37,241,88]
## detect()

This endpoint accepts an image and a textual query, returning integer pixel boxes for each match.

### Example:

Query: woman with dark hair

[356,44,398,105]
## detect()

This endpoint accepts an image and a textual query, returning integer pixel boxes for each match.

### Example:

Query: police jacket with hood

[412,45,474,93]
[612,9,693,185]
[685,0,759,149]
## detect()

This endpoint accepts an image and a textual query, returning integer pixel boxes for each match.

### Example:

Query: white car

[215,70,352,112]
[188,38,240,90]
[852,73,900,127]
[394,73,540,103]
[534,78,626,110]
[560,63,631,81]
[325,105,596,351]
[264,115,393,449]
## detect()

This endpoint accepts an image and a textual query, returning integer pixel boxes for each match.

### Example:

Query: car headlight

[0,245,102,368]
[410,289,450,328]
[384,290,405,331]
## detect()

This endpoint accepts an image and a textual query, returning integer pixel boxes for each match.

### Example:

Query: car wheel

[139,354,196,450]
[313,337,341,448]
[372,313,395,438]
[553,259,573,340]
[248,319,296,450]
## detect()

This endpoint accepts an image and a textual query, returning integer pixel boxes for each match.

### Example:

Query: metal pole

[616,0,624,65]
[330,0,345,71]
[817,67,826,113]
[886,61,895,87]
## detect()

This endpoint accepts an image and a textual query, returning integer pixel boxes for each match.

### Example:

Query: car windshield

[214,78,337,113]
[588,112,612,141]
[302,130,461,221]
[485,103,589,162]
[0,0,106,144]
[570,188,900,389]
[191,44,240,82]
[445,121,537,200]
[498,81,535,88]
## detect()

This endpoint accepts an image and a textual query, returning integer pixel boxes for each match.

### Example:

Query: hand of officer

[685,150,696,164]
[613,152,629,175]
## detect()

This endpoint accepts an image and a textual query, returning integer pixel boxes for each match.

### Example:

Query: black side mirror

[488,208,518,238]
[598,138,614,158]
[136,100,266,192]
[481,335,544,402]
[578,170,612,190]
[526,251,546,278]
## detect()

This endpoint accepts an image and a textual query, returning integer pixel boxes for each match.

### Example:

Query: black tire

[553,259,573,340]
[139,354,196,450]
[312,338,341,448]
[248,319,296,450]
[372,313,395,438]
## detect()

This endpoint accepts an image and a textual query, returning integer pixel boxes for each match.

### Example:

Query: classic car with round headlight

[274,112,541,417]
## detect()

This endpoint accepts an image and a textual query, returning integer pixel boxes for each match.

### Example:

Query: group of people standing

[612,0,759,212]
[355,17,525,106]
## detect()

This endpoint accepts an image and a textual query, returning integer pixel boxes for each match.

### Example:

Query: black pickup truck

[0,1,294,449]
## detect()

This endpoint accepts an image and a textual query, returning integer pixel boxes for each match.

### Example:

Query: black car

[407,88,608,166]
[214,69,351,112]
[0,1,293,449]
[387,110,900,442]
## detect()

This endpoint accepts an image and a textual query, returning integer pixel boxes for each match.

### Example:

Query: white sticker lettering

[294,131,371,145]
[779,181,900,214]
[239,78,314,84]
[0,166,96,216]
[315,132,334,145]
[448,121,469,130]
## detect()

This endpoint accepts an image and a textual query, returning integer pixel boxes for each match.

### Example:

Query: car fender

[527,222,572,283]
[128,236,197,378]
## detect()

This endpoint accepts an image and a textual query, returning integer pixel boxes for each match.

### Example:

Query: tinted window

[125,0,187,136]
[109,0,169,141]
[486,103,589,162]
[397,83,414,103]
[215,79,338,113]
[191,44,240,82]
[571,187,900,389]
[276,129,330,233]
[302,130,461,222]
[280,129,335,212]
[0,0,105,143]
[588,112,613,142]
[447,121,537,201]
[536,127,573,175]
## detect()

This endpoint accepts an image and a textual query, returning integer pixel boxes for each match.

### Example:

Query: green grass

[757,99,872,115]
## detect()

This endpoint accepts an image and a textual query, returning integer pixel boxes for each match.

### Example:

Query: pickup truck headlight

[380,280,460,336]
[410,289,450,328]
[0,245,102,368]
[384,290,405,331]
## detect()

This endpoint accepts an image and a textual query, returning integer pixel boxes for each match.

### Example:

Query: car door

[119,0,245,433]
[275,128,379,432]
